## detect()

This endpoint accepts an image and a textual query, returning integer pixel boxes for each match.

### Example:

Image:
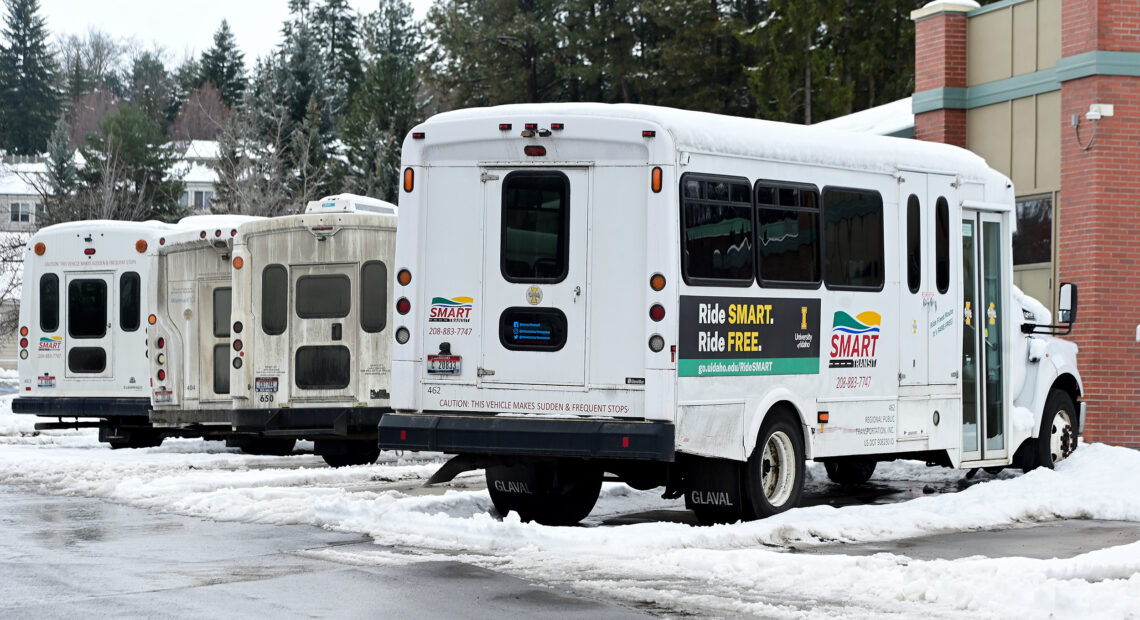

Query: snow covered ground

[1,385,1137,618]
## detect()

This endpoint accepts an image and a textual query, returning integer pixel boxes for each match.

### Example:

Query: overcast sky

[39,0,435,64]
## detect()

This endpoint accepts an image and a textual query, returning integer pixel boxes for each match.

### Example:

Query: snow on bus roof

[30,219,175,241]
[304,193,398,214]
[424,103,1003,183]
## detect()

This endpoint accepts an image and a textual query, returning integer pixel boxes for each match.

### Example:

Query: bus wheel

[105,428,163,450]
[239,438,297,457]
[320,441,380,468]
[1038,390,1077,468]
[743,412,805,519]
[486,461,602,526]
[824,459,876,485]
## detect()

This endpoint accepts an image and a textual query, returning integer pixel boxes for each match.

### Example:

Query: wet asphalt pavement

[0,486,649,620]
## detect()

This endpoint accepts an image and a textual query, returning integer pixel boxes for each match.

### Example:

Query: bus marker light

[403,168,414,192]
[524,145,546,156]
[412,132,425,139]
[818,412,829,423]
[156,337,165,348]
[84,248,95,256]
[232,256,244,269]
[148,314,157,325]
[524,123,538,131]
[233,321,243,334]
[397,269,412,286]
[200,231,207,239]
[19,326,27,336]
[233,339,243,352]
[650,274,666,291]
[499,123,512,131]
[649,304,665,322]
[400,430,407,441]
[231,229,237,237]
[19,338,27,348]
[551,122,564,130]
[157,369,166,381]
[642,130,656,138]
[670,345,676,363]
[622,436,629,448]
[135,239,147,253]
[34,242,45,255]
[159,237,165,245]
[396,298,411,315]
[215,229,222,237]
[651,167,662,193]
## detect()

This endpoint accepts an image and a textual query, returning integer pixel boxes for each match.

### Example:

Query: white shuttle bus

[15,220,174,448]
[230,195,398,465]
[379,103,1083,525]
[147,216,262,442]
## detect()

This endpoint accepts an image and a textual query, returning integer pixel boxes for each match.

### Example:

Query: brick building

[912,0,1140,447]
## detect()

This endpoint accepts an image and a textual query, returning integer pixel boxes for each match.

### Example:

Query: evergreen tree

[126,51,172,130]
[312,0,362,113]
[0,0,59,153]
[199,20,246,108]
[342,0,423,201]
[77,104,186,222]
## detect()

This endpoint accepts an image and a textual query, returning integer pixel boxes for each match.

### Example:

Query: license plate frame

[427,354,462,375]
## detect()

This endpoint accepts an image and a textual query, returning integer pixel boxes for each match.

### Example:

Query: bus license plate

[427,354,461,375]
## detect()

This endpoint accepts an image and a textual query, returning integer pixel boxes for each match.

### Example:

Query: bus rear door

[479,168,589,387]
[64,272,113,379]
[290,263,357,401]
[200,280,232,402]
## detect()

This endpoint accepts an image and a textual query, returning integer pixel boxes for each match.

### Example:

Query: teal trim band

[968,0,1034,17]
[913,87,968,114]
[968,68,1059,107]
[1056,51,1140,82]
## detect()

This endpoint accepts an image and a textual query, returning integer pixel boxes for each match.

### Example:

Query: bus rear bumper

[13,396,150,419]
[232,407,389,439]
[378,413,676,462]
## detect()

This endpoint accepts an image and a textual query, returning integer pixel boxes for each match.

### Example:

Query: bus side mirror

[1058,282,1077,325]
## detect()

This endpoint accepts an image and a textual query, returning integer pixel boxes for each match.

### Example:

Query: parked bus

[147,216,262,445]
[15,220,174,448]
[378,103,1083,525]
[229,195,398,466]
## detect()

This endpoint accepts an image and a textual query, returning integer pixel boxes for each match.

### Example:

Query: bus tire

[742,412,805,520]
[824,459,876,485]
[1036,389,1077,469]
[486,461,602,526]
[320,442,380,468]
[105,427,163,450]
[239,438,297,457]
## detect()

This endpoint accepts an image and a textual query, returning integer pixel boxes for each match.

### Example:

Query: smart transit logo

[428,296,473,322]
[38,336,62,351]
[828,311,881,368]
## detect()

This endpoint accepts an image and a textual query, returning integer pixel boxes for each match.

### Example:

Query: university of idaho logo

[829,311,881,369]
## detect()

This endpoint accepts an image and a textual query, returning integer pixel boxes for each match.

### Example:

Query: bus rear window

[213,288,232,337]
[360,261,387,333]
[120,272,140,332]
[296,275,350,319]
[681,174,753,285]
[68,347,106,373]
[262,265,287,335]
[40,273,58,332]
[501,171,569,283]
[295,346,350,389]
[755,182,820,286]
[823,188,884,290]
[68,279,107,338]
[498,308,568,351]
[213,344,230,394]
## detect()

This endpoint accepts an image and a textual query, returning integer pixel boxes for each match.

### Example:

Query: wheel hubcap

[1049,409,1074,464]
[760,430,796,506]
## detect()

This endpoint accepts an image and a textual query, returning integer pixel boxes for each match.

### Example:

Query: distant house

[177,140,220,213]
[0,156,46,232]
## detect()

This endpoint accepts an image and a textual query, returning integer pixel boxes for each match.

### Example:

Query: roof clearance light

[403,167,414,193]
[34,242,45,255]
[651,167,663,193]
[215,229,222,237]
[551,123,564,130]
[148,314,157,325]
[230,229,237,237]
[650,274,666,291]
[412,132,425,139]
[499,123,512,131]
[397,269,412,286]
[524,145,546,157]
[642,130,656,138]
[200,231,207,239]
[649,304,666,322]
[136,239,148,253]
[524,123,538,131]
[159,237,166,245]
[232,256,244,269]
[84,248,95,256]
[396,298,411,315]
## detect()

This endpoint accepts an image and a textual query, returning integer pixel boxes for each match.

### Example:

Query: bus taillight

[396,298,411,315]
[649,304,665,322]
[524,145,546,157]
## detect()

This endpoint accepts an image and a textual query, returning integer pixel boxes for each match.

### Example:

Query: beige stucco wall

[967,0,1062,86]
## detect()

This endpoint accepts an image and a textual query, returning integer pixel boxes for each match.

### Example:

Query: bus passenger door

[480,168,589,387]
[199,280,231,402]
[961,210,1008,462]
[927,176,959,386]
[898,174,928,387]
[64,272,113,379]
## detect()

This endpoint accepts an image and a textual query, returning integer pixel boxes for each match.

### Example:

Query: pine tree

[126,51,172,131]
[199,20,246,108]
[0,0,60,154]
[312,0,362,114]
[342,0,423,201]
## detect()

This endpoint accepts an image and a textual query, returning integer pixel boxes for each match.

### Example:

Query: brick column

[1059,0,1140,447]
[912,2,971,147]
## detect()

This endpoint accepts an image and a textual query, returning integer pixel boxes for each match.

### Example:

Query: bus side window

[262,264,287,335]
[823,187,884,290]
[40,273,59,332]
[680,173,753,285]
[907,195,921,294]
[755,181,820,287]
[361,261,387,333]
[120,272,141,331]
[936,197,949,294]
